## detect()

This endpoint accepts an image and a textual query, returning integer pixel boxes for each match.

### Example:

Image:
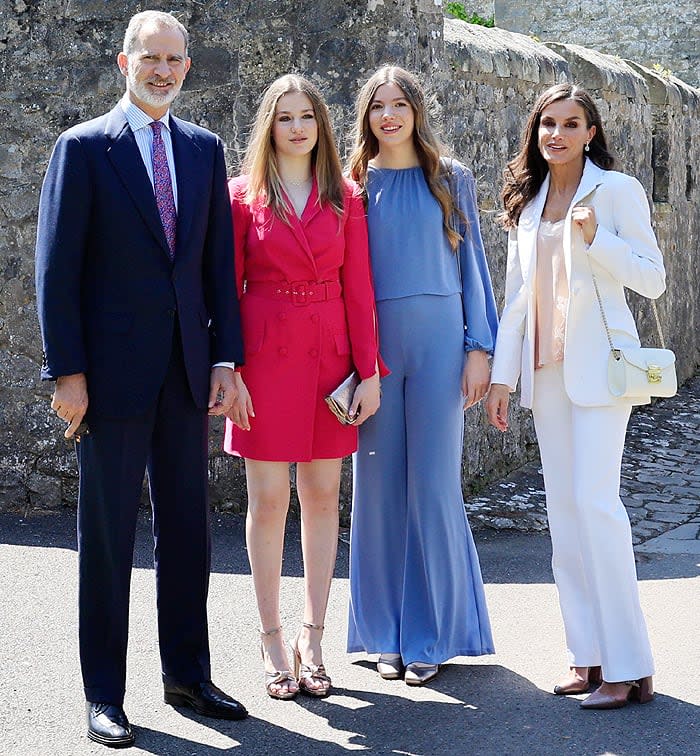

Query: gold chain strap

[650,298,666,349]
[590,261,667,352]
[590,264,616,352]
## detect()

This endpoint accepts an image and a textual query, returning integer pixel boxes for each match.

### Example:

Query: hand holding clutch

[325,373,360,425]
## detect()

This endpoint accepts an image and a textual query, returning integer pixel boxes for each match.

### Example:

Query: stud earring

[584,142,590,152]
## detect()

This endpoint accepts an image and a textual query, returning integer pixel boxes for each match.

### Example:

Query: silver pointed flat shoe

[404,662,440,686]
[377,653,404,680]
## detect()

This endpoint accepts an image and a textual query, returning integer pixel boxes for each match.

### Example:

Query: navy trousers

[76,324,212,704]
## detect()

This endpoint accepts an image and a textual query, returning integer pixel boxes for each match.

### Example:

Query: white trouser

[532,362,654,682]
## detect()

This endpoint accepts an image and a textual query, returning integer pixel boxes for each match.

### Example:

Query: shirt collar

[119,93,171,133]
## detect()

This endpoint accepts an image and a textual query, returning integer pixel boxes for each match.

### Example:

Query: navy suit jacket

[35,105,243,418]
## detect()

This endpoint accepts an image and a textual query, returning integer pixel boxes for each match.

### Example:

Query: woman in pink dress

[225,74,383,700]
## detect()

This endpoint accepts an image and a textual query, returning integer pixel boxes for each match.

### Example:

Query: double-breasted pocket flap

[333,332,351,356]
[245,319,266,356]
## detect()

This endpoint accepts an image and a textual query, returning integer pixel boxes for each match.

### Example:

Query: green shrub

[444,2,495,27]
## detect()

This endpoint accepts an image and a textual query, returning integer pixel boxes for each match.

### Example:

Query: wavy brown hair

[348,65,465,251]
[500,83,616,229]
[243,74,344,222]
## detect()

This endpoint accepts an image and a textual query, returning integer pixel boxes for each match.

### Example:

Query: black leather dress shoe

[164,680,248,720]
[86,702,135,748]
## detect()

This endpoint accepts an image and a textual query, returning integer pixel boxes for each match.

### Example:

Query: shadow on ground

[127,664,699,756]
[3,510,697,583]
[1,511,698,755]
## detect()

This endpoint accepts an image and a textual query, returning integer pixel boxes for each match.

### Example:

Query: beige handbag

[591,269,677,399]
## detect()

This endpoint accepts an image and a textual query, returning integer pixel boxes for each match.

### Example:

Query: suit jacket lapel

[300,179,322,226]
[571,158,605,207]
[517,173,549,286]
[104,106,171,256]
[564,158,606,280]
[170,116,201,259]
[518,161,605,287]
[284,179,320,276]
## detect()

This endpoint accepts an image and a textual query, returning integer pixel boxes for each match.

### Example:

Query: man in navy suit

[35,10,247,747]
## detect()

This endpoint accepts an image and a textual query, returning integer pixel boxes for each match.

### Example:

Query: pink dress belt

[245,280,342,306]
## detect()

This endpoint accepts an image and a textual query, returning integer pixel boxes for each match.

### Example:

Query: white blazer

[491,159,666,408]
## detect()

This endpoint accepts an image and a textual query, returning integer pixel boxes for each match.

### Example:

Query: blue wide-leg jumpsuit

[347,162,498,664]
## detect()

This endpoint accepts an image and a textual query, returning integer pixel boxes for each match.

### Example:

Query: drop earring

[585,142,590,152]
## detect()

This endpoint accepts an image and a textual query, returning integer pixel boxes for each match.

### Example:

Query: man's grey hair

[123,11,189,56]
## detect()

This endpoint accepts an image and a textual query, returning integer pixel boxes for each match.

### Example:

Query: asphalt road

[1,511,698,755]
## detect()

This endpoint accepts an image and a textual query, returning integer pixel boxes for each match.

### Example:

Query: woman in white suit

[486,83,664,709]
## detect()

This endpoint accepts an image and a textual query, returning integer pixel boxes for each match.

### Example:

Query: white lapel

[517,173,549,285]
[563,159,606,281]
[571,158,606,207]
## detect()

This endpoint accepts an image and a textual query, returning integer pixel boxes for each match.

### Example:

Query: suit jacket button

[279,347,288,356]
[309,348,318,358]
[167,308,176,317]
[311,313,320,323]
[278,312,287,321]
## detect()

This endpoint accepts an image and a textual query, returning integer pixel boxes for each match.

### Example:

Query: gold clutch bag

[324,372,360,425]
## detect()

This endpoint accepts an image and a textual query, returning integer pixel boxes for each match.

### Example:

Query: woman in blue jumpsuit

[347,66,498,685]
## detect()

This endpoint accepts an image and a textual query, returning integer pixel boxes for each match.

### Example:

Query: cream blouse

[535,218,568,368]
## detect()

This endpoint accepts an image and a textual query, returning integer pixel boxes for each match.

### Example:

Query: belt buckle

[291,281,309,306]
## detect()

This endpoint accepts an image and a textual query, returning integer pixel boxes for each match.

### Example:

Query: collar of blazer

[517,158,606,285]
[281,177,323,275]
[103,106,202,261]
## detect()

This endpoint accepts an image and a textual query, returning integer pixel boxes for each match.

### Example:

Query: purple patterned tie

[150,121,176,259]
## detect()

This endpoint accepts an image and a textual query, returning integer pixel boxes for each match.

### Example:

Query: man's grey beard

[127,71,182,109]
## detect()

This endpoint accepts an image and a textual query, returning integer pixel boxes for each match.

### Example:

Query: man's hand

[208,366,238,416]
[52,373,89,439]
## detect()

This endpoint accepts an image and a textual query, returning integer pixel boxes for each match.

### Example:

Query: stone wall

[440,25,700,484]
[1,1,698,515]
[494,0,700,88]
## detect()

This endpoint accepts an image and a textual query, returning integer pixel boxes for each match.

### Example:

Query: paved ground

[466,374,700,555]
[1,378,699,755]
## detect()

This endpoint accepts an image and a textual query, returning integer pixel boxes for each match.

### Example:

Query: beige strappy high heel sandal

[260,626,297,700]
[292,622,332,698]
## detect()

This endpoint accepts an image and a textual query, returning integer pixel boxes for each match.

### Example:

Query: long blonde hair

[348,65,464,251]
[243,74,344,221]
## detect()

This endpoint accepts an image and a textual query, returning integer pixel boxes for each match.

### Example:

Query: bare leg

[294,458,342,693]
[245,459,298,697]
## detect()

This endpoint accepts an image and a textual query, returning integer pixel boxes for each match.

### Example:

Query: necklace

[283,175,312,187]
